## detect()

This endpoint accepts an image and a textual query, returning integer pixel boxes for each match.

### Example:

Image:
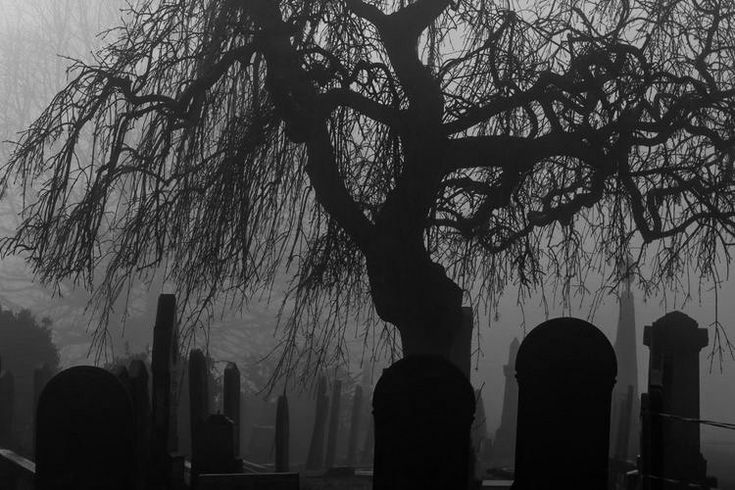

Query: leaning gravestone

[35,366,135,490]
[372,355,475,490]
[514,317,616,490]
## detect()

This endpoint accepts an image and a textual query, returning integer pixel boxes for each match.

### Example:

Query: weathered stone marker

[223,363,241,457]
[324,379,342,468]
[346,385,364,466]
[306,376,329,470]
[189,348,210,482]
[35,366,135,490]
[275,394,290,472]
[372,355,475,490]
[643,311,710,487]
[199,413,240,474]
[513,317,616,490]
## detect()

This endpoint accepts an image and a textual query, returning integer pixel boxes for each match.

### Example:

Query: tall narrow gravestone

[324,379,342,468]
[189,348,210,483]
[306,376,329,470]
[223,363,241,457]
[513,317,617,490]
[35,366,135,490]
[372,356,475,490]
[643,311,709,487]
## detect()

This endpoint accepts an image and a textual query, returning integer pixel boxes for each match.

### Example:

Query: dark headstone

[199,414,240,474]
[347,385,364,466]
[223,363,241,457]
[643,311,710,487]
[189,348,210,480]
[372,355,475,490]
[0,361,15,448]
[275,395,290,472]
[129,360,151,490]
[513,317,616,490]
[306,376,328,470]
[152,294,179,453]
[35,366,135,490]
[324,379,342,468]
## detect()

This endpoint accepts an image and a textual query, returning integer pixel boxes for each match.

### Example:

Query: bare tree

[2,0,735,379]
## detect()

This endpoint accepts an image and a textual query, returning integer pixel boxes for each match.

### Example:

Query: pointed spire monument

[610,252,640,461]
[491,337,520,469]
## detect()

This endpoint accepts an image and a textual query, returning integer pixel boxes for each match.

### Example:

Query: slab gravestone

[372,355,475,490]
[513,317,616,490]
[324,379,342,468]
[643,311,711,487]
[189,348,210,483]
[306,376,328,470]
[35,366,135,490]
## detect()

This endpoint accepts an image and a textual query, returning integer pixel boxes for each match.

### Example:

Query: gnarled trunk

[365,234,476,490]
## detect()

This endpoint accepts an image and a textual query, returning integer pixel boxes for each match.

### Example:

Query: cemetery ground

[0,294,732,489]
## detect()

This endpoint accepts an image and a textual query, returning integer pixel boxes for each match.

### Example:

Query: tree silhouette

[2,0,735,376]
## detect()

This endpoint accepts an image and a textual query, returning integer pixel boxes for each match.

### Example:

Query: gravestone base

[372,355,475,490]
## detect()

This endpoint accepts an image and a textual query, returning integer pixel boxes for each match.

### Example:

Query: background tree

[2,0,735,381]
[0,307,60,455]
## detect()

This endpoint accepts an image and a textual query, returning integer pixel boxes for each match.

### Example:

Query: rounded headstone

[372,355,475,490]
[513,317,617,490]
[35,366,135,490]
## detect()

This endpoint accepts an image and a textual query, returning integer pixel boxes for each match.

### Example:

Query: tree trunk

[365,239,476,490]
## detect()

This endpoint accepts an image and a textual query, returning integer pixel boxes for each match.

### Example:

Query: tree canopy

[3,0,735,375]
